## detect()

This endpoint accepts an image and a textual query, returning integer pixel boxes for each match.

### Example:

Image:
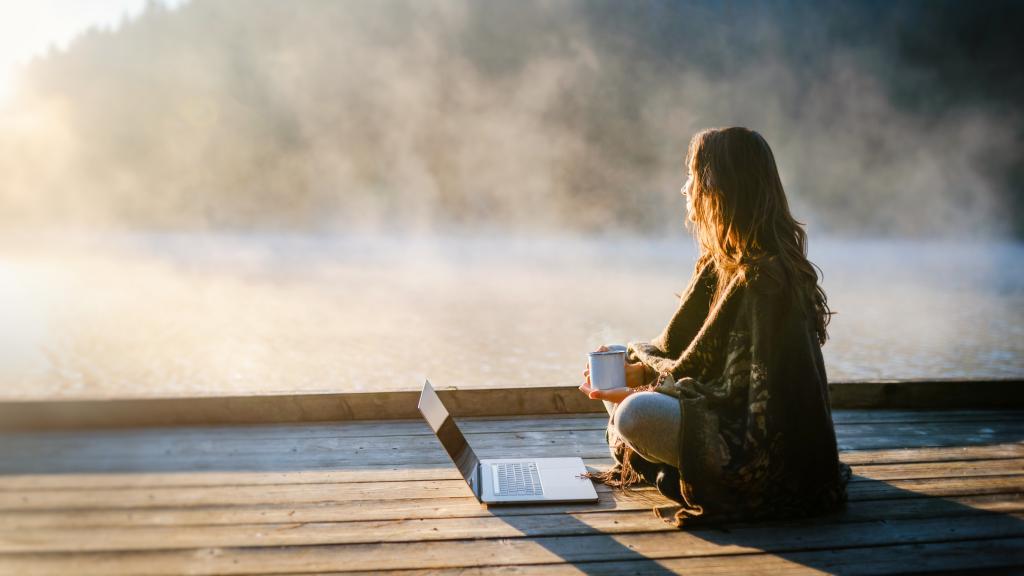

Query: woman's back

[581,127,849,527]
[628,255,847,525]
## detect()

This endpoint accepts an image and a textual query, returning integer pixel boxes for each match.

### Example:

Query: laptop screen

[418,380,480,487]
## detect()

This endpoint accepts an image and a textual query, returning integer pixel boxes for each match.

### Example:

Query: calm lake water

[1,232,1021,400]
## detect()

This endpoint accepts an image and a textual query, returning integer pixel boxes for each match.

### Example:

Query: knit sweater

[591,256,851,527]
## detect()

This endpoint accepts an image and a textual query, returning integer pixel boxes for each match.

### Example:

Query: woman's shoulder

[742,253,787,295]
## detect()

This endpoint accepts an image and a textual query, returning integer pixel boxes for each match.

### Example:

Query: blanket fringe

[582,445,646,490]
[654,504,704,527]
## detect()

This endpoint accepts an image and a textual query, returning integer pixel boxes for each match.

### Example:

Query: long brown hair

[685,127,833,345]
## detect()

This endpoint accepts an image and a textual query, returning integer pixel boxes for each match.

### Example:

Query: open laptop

[417,380,598,504]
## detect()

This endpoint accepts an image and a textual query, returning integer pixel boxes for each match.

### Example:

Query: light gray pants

[604,391,681,468]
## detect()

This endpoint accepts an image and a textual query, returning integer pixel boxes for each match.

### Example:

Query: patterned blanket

[587,256,852,527]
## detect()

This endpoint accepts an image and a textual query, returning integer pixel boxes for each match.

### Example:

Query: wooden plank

[2,459,1021,512]
[331,537,1024,575]
[1,513,1021,575]
[837,421,1024,438]
[5,419,1021,459]
[0,387,594,430]
[1,379,1020,430]
[5,435,1022,474]
[1,469,1021,521]
[822,492,1024,523]
[4,436,1021,477]
[0,465,465,491]
[3,420,1022,476]
[837,444,1024,465]
[1,449,1021,492]
[3,492,1023,553]
[847,475,1024,500]
[3,442,1023,492]
[4,407,1019,475]
[5,439,1024,479]
[0,489,663,530]
[2,412,1021,575]
[847,457,1024,480]
[0,427,611,459]
[831,409,1024,424]
[836,434,1024,451]
[2,409,1018,448]
[0,416,602,444]
[2,476,1020,530]
[829,379,1024,410]
[0,480,478,511]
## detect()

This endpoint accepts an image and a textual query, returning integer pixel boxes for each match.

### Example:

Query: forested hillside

[2,0,1021,236]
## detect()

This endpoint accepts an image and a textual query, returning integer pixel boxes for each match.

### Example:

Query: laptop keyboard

[493,462,544,496]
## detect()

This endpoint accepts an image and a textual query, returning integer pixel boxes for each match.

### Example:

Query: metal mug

[588,344,627,390]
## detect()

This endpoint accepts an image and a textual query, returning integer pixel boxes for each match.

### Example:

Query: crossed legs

[604,391,681,468]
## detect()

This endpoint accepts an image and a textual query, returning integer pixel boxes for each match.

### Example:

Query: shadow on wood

[0,410,1021,574]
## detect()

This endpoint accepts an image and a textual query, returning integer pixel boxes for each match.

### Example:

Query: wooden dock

[1,406,1022,574]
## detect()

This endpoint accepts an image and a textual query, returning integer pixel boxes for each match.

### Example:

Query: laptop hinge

[474,462,482,500]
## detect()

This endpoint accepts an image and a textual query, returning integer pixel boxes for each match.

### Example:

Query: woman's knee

[613,391,664,443]
[612,391,681,467]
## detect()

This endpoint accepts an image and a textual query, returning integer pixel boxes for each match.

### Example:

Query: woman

[578,127,851,527]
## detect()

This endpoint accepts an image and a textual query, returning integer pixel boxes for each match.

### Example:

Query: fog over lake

[0,1,1021,400]
[1,232,1020,400]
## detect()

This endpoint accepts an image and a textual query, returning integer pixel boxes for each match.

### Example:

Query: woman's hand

[579,344,645,404]
[625,360,647,388]
[578,379,634,404]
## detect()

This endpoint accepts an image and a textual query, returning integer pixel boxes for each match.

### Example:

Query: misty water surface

[0,232,1020,400]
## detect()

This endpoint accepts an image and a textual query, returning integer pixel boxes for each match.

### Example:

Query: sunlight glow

[0,0,186,102]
